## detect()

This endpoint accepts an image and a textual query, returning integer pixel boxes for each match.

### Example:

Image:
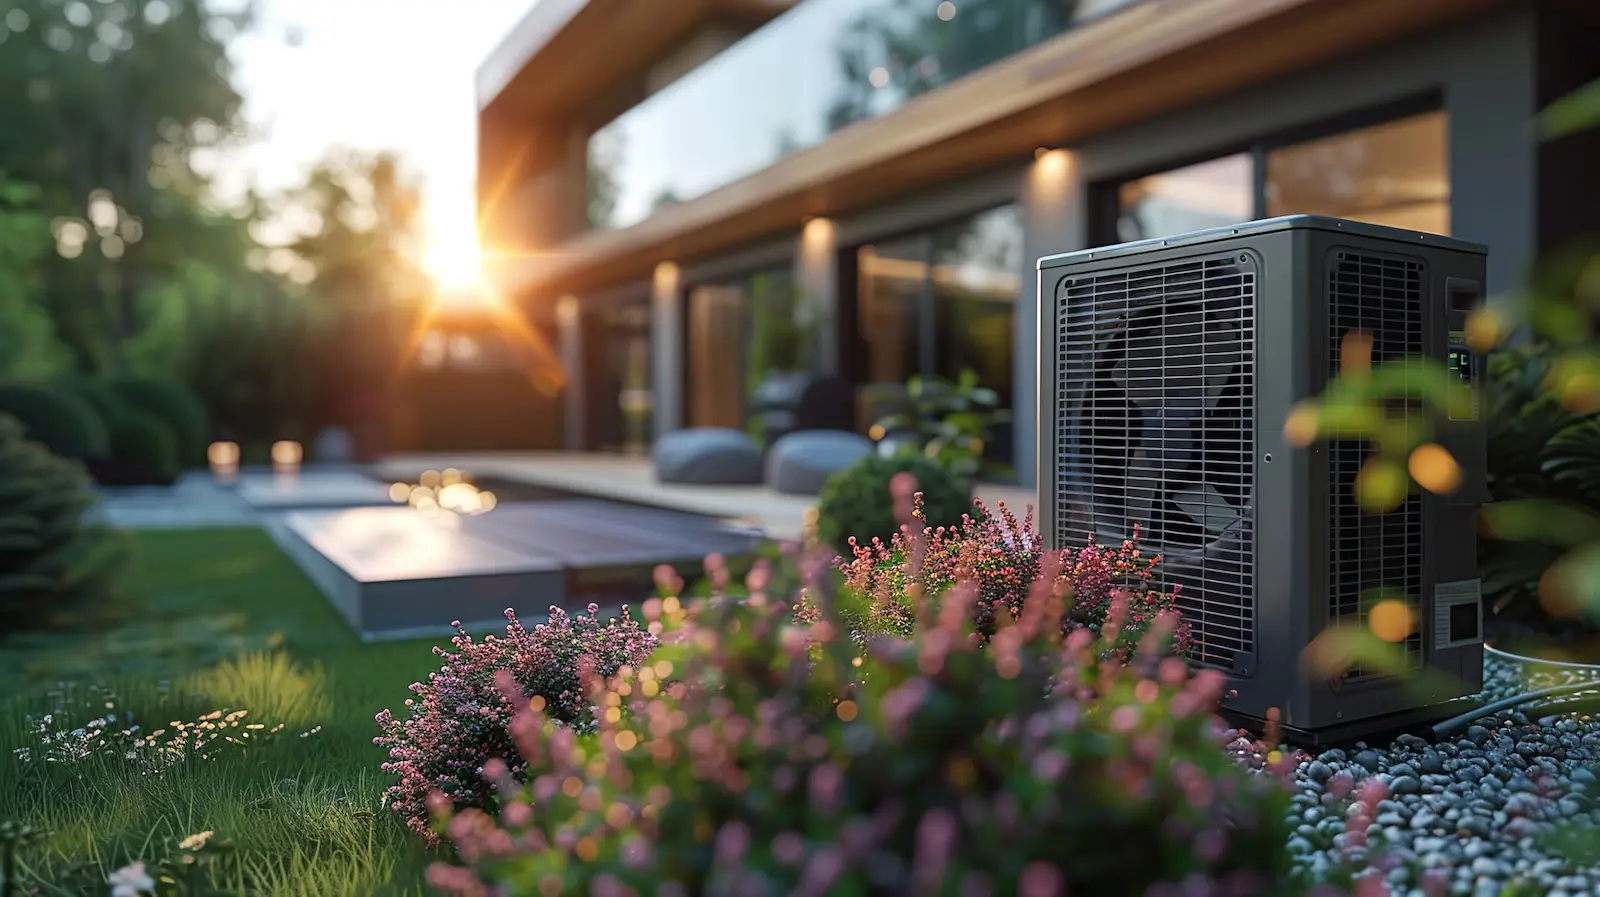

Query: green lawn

[0,527,447,896]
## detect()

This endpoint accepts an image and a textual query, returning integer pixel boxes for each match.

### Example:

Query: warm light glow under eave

[1032,148,1073,186]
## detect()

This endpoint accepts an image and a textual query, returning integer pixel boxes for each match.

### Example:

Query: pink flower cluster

[422,549,1300,896]
[373,604,657,843]
[836,494,1193,659]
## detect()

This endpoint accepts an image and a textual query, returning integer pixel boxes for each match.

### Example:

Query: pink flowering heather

[832,491,1193,660]
[373,603,656,843]
[423,551,1303,896]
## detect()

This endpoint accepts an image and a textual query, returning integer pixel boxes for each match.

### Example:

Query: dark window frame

[1088,90,1446,246]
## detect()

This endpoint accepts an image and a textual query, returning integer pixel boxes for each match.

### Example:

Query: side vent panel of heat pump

[1055,254,1256,672]
[1325,250,1426,680]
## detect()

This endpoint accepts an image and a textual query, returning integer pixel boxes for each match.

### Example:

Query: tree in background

[825,0,1080,131]
[0,0,250,373]
[0,175,73,379]
[278,148,433,448]
[0,0,434,455]
[587,130,621,229]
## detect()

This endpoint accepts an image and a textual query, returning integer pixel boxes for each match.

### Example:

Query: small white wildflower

[107,860,155,896]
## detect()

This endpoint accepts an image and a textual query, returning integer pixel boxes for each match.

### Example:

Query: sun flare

[422,231,486,293]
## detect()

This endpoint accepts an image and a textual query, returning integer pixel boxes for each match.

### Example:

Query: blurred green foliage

[0,381,109,462]
[816,451,975,555]
[871,368,1012,479]
[1292,75,1600,656]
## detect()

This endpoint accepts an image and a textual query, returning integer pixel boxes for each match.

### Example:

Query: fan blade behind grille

[1055,255,1256,670]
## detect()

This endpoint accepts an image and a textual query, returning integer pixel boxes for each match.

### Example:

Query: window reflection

[583,299,653,454]
[686,268,804,431]
[1266,111,1450,235]
[931,204,1022,411]
[686,283,747,429]
[854,201,1023,433]
[857,235,927,402]
[1117,154,1253,242]
[413,328,532,372]
[587,0,1144,231]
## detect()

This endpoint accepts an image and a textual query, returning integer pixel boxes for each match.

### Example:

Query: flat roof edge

[476,0,590,110]
[1037,215,1489,269]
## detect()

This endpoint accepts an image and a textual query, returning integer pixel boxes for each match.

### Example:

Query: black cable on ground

[1430,645,1600,740]
[1432,681,1600,739]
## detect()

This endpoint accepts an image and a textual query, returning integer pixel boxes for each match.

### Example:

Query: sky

[216,0,532,288]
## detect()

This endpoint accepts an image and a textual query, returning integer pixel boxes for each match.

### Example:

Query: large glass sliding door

[685,266,800,432]
[583,296,653,454]
[686,284,747,429]
[931,205,1024,411]
[853,202,1023,441]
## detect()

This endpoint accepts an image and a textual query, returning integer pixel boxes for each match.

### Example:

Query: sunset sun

[422,232,486,293]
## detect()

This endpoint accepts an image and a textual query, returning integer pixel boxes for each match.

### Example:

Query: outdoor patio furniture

[652,427,764,485]
[765,429,874,495]
[313,427,356,463]
[749,373,855,448]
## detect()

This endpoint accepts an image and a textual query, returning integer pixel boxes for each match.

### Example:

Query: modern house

[474,0,1599,489]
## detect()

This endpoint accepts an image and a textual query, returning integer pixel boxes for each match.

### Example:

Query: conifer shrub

[0,414,126,628]
[373,604,657,844]
[422,550,1298,896]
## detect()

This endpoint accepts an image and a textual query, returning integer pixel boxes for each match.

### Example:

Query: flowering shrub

[423,549,1301,896]
[827,490,1193,661]
[373,604,657,844]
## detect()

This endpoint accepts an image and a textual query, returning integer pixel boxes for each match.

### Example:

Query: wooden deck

[376,451,1039,542]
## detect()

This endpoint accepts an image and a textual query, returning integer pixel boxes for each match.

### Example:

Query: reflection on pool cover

[286,507,559,583]
[236,471,393,509]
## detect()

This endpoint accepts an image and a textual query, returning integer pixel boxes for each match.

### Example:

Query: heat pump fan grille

[1326,251,1426,679]
[1056,255,1255,669]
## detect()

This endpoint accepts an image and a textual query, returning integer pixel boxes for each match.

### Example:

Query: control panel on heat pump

[1446,279,1481,422]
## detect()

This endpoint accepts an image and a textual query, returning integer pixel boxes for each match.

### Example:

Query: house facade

[476,0,1598,487]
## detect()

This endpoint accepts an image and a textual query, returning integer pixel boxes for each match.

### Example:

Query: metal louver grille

[1055,255,1255,670]
[1326,251,1425,678]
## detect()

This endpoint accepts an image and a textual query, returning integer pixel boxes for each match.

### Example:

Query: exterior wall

[477,113,592,253]
[1013,4,1539,488]
[557,4,1542,476]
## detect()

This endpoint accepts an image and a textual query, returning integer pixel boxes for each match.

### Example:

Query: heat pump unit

[1036,215,1487,743]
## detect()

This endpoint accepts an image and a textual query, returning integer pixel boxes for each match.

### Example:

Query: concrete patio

[375,451,1037,542]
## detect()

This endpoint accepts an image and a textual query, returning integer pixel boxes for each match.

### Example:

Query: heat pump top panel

[1037,215,1488,272]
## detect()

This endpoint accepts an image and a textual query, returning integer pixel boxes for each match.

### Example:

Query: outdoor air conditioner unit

[1036,215,1488,743]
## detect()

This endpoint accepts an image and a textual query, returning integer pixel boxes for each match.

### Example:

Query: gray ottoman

[765,430,874,495]
[653,428,763,485]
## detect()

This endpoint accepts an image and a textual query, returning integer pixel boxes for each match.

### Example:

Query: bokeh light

[1367,599,1416,643]
[270,440,303,470]
[1407,443,1461,495]
[392,471,496,517]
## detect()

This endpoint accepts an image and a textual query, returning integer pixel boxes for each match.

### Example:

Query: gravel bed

[1267,650,1600,895]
